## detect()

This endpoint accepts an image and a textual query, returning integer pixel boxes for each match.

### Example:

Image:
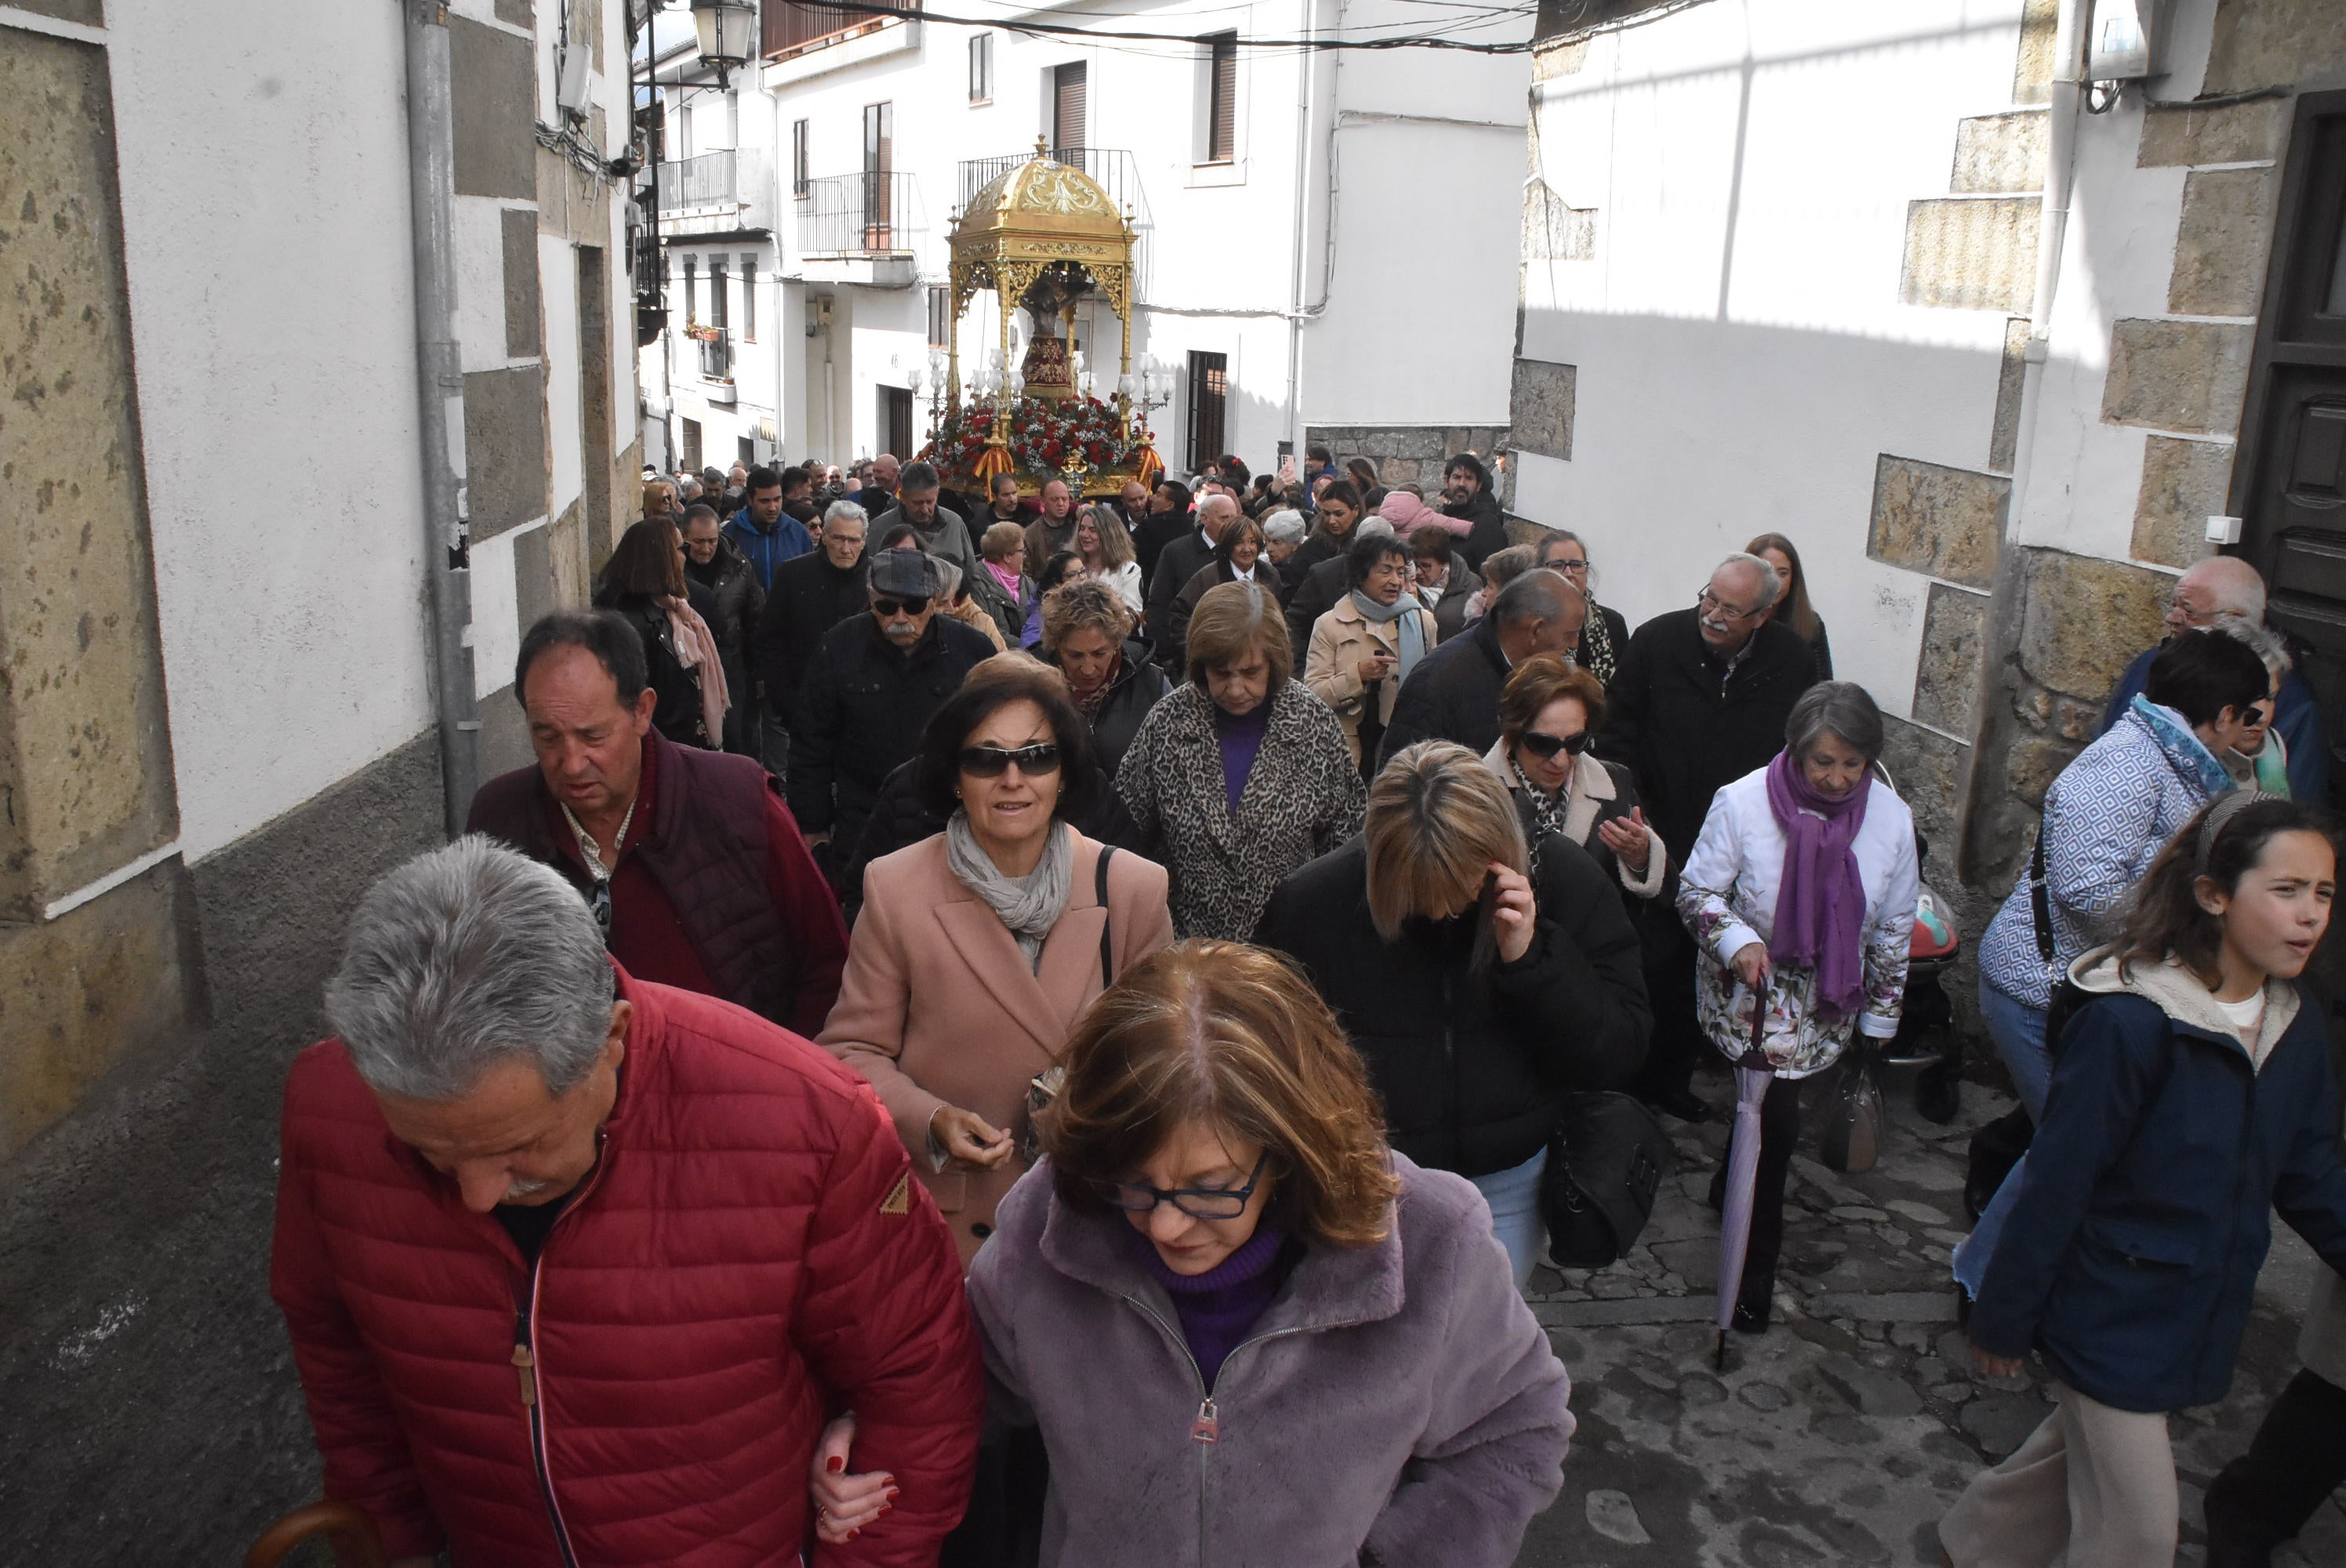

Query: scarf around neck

[1579,596,1618,684]
[1349,590,1427,682]
[946,812,1074,969]
[1763,750,1872,1019]
[2128,693,2240,800]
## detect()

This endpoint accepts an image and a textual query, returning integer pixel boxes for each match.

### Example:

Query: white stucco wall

[107,0,436,864]
[1514,0,2034,721]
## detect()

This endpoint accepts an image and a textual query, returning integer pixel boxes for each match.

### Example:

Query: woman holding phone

[1255,741,1651,1285]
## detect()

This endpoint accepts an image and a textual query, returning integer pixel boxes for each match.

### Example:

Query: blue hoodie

[722,506,812,591]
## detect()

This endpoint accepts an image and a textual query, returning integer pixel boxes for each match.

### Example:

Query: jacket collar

[1480,736,1614,833]
[2070,947,2301,1065]
[1034,1156,1408,1337]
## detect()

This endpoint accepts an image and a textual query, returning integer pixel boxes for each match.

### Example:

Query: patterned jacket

[1977,699,2235,1011]
[1114,680,1367,939]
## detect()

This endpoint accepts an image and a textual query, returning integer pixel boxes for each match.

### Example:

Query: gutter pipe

[400,0,483,839]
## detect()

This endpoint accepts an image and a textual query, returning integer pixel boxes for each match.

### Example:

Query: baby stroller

[1885,831,1965,1123]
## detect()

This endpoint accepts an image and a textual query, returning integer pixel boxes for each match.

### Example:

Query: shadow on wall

[0,730,450,1563]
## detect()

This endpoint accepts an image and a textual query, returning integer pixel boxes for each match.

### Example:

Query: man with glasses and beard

[789,549,995,884]
[1596,552,1818,1123]
[467,611,846,1038]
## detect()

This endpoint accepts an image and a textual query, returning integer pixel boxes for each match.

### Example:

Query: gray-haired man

[270,837,979,1565]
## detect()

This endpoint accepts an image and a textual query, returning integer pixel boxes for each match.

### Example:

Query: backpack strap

[1095,846,1118,985]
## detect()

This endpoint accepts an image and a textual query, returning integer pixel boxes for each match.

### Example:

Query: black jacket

[595,581,721,748]
[1595,608,1818,863]
[1144,528,1215,644]
[1574,602,1634,690]
[1375,613,1513,770]
[1131,508,1192,587]
[1427,565,1484,644]
[752,549,870,735]
[685,536,764,681]
[1284,554,1352,669]
[1163,560,1283,677]
[1278,527,1351,600]
[1041,640,1171,777]
[1256,833,1651,1177]
[1440,489,1509,572]
[786,612,996,858]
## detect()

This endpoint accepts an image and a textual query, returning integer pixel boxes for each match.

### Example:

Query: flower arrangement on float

[921,394,1163,492]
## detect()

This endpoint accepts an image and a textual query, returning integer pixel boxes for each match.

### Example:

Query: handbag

[1019,848,1117,1165]
[1817,1040,1885,1174]
[1540,1091,1676,1269]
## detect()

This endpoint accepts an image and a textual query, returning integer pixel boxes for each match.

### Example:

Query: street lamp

[691,0,759,88]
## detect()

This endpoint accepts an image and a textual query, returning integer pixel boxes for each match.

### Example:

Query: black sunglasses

[958,742,1062,778]
[585,880,612,944]
[1516,729,1595,760]
[1091,1151,1270,1220]
[873,595,931,617]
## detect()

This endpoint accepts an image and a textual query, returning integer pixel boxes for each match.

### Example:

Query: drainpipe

[400,0,483,839]
[1281,0,1325,453]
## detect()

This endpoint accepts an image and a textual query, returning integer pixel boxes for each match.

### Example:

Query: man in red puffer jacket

[271,837,980,1566]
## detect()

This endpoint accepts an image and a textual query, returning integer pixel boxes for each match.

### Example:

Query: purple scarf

[1763,750,1870,1019]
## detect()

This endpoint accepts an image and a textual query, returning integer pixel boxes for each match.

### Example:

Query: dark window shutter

[1209,37,1237,162]
[1054,62,1087,153]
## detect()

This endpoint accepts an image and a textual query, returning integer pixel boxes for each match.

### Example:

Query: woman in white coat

[1677,681,1919,1334]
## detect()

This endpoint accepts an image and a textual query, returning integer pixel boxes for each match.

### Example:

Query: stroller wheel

[1914,1062,1960,1126]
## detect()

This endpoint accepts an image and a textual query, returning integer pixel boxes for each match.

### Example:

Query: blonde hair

[1365,742,1528,944]
[1041,578,1134,651]
[982,521,1028,563]
[1080,503,1137,571]
[1183,579,1294,689]
[1041,940,1403,1248]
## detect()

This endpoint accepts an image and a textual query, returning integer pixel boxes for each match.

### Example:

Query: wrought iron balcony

[656,150,772,234]
[763,0,911,61]
[797,171,924,259]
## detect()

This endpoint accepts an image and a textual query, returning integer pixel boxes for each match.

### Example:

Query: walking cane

[245,1501,388,1568]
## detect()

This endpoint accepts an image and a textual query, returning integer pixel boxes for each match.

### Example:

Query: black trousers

[2203,1368,2346,1555]
[1632,921,1705,1105]
[940,1426,1048,1568]
[1710,1074,1802,1308]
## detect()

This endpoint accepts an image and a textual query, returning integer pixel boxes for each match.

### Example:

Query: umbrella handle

[245,1501,389,1568]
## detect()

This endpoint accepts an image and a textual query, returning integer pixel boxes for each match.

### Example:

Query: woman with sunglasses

[820,658,1175,1267]
[810,939,1574,1563]
[1484,653,1665,902]
[1678,681,1919,1334]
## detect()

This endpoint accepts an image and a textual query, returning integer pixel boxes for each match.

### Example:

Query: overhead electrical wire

[789,0,1549,53]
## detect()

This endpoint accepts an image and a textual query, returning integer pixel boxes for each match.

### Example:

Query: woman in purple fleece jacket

[946,938,1575,1567]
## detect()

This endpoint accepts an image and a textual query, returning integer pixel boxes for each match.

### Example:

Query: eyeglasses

[1545,554,1590,574]
[1697,586,1763,622]
[873,596,931,618]
[585,880,612,943]
[958,742,1062,778]
[1091,1152,1270,1220]
[2244,700,2274,728]
[1516,729,1594,760]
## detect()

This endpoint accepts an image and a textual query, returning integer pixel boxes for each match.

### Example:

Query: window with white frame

[1202,34,1237,163]
[969,33,993,104]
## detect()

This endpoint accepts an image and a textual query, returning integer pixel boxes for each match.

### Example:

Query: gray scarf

[1349,590,1427,682]
[946,812,1074,970]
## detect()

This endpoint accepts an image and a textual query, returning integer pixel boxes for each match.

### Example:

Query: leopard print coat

[1115,680,1368,940]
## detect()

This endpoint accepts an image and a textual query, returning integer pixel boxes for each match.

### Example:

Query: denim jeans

[1955,980,2053,1297]
[1470,1148,1549,1290]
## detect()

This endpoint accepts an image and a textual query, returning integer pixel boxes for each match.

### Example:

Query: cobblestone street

[1515,1065,2346,1566]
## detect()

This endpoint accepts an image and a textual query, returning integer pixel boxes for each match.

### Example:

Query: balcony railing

[764,0,911,60]
[656,149,772,234]
[797,171,924,258]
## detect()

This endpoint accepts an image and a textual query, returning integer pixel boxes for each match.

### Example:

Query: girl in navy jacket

[1940,793,2346,1567]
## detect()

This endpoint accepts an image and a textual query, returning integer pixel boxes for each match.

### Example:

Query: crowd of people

[261,445,2346,1567]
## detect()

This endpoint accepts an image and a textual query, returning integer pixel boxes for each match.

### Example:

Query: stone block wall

[1305,423,1512,495]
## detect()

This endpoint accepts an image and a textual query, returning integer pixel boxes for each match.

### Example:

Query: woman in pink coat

[820,656,1175,1265]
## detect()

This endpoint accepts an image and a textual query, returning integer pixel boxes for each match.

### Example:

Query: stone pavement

[1512,1064,2346,1566]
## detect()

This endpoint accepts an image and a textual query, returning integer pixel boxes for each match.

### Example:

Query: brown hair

[1185,579,1294,689]
[2114,795,2337,986]
[1498,652,1607,742]
[1745,532,1820,643]
[1041,940,1402,1248]
[1364,742,1528,946]
[1477,543,1538,597]
[1040,578,1134,652]
[601,516,686,600]
[641,480,677,517]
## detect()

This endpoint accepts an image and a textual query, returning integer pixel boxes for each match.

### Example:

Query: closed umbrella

[1715,999,1774,1370]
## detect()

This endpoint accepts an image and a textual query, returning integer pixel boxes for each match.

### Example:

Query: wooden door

[2238,89,2346,809]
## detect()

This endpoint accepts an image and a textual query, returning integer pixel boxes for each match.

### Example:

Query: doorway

[881,385,913,462]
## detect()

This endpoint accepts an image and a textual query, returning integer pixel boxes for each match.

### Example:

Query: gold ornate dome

[954,153,1128,245]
